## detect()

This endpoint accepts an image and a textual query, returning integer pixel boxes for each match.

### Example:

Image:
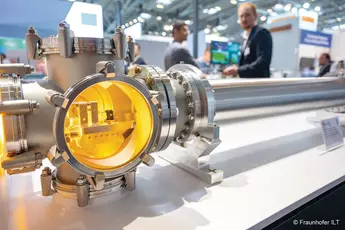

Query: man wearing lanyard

[223,2,273,78]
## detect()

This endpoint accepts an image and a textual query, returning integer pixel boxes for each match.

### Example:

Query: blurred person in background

[133,43,147,65]
[317,53,332,77]
[35,59,47,75]
[197,47,211,74]
[336,60,344,71]
[0,53,10,64]
[223,2,272,78]
[10,58,18,63]
[164,22,199,70]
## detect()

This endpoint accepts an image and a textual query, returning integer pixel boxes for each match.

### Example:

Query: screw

[186,91,193,97]
[76,175,87,185]
[181,132,188,139]
[182,82,188,89]
[188,114,195,121]
[41,167,51,176]
[134,66,142,74]
[185,123,191,130]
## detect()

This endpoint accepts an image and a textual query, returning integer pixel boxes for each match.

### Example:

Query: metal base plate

[159,144,223,184]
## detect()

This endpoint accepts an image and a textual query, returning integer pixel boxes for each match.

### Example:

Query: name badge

[244,47,250,56]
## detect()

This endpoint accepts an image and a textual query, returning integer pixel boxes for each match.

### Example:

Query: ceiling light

[214,6,222,11]
[154,32,159,35]
[129,21,133,25]
[204,28,210,34]
[337,17,342,22]
[185,20,192,25]
[156,4,164,9]
[332,25,340,30]
[216,25,228,31]
[133,19,138,23]
[125,23,129,27]
[291,7,298,13]
[260,16,267,21]
[203,9,209,14]
[157,16,162,21]
[208,8,217,15]
[212,28,218,33]
[164,25,171,31]
[267,9,273,13]
[284,4,291,11]
[162,32,167,36]
[68,0,76,2]
[340,24,345,29]
[157,0,174,5]
[275,4,283,10]
[230,0,237,4]
[314,6,321,12]
[140,13,152,19]
[121,25,125,29]
[303,3,310,9]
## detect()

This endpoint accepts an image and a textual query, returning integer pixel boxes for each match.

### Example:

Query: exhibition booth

[266,9,345,78]
[2,1,345,230]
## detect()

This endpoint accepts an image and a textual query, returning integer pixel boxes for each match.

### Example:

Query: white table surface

[1,111,345,230]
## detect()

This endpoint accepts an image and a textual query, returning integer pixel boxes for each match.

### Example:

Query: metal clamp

[47,145,69,167]
[25,26,43,60]
[87,172,105,191]
[58,21,74,58]
[96,61,116,78]
[45,90,69,108]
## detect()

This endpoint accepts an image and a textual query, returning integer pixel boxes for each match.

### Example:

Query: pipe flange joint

[169,71,196,143]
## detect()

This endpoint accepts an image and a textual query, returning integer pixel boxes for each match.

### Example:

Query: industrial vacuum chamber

[1,22,345,230]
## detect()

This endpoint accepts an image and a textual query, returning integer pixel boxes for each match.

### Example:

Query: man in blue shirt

[164,22,199,70]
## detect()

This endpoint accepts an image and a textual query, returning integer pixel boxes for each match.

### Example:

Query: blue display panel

[228,42,240,64]
[211,41,230,65]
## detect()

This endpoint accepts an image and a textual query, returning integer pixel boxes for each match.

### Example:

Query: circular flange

[53,73,160,178]
[167,64,216,143]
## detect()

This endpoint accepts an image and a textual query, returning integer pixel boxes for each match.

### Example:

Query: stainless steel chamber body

[0,23,220,207]
[1,23,345,208]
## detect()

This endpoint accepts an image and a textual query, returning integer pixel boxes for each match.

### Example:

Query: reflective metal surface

[212,78,345,119]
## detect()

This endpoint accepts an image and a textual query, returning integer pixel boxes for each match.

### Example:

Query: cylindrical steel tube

[1,151,41,169]
[41,167,53,196]
[0,100,39,114]
[210,78,345,121]
[0,64,33,77]
[76,175,89,207]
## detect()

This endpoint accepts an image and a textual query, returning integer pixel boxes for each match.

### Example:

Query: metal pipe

[192,0,199,58]
[1,151,43,170]
[0,64,33,77]
[0,100,39,115]
[115,0,122,29]
[210,78,345,121]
